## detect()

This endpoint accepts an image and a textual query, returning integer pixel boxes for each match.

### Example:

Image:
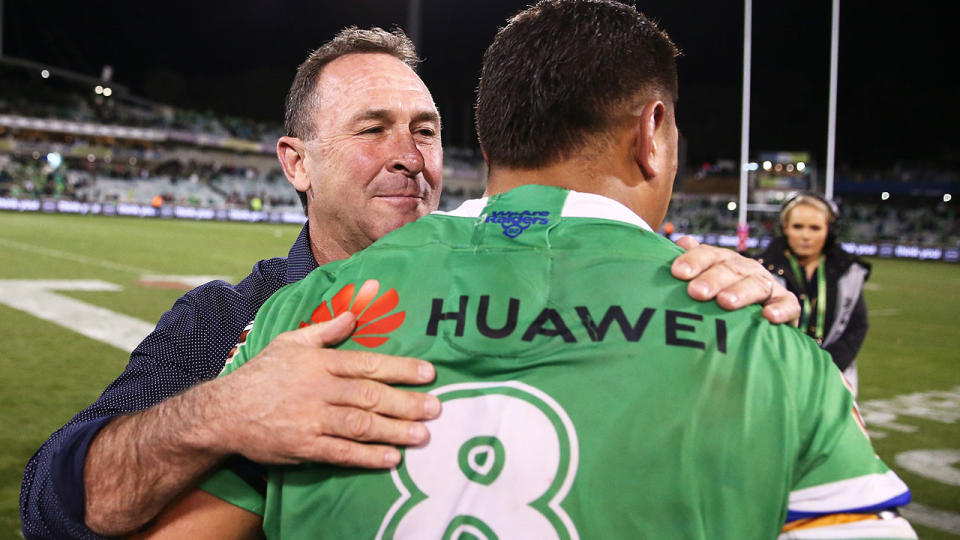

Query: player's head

[276,27,442,262]
[476,0,679,170]
[475,0,680,228]
[780,192,839,257]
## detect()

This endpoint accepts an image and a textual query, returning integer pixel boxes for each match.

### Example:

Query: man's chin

[373,195,426,211]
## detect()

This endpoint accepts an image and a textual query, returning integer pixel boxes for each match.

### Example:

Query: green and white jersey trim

[434,189,654,232]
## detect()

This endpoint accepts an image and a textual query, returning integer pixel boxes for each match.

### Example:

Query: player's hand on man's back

[204,312,441,468]
[671,236,801,326]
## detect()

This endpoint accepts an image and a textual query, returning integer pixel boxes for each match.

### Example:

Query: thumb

[294,312,357,347]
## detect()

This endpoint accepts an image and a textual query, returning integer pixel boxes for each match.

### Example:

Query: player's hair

[285,26,419,211]
[285,26,420,140]
[475,0,679,169]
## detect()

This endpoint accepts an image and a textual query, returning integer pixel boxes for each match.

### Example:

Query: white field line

[0,280,154,352]
[0,237,154,275]
[0,238,232,287]
[901,502,960,535]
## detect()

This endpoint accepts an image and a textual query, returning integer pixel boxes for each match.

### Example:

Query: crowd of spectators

[2,61,955,247]
[0,63,282,146]
[661,193,958,248]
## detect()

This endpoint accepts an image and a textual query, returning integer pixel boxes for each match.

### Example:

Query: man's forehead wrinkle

[347,108,441,125]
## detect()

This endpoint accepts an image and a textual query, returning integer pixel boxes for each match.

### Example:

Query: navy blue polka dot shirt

[20,225,317,539]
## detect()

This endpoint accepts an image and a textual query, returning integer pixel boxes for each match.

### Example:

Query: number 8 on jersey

[377,381,581,540]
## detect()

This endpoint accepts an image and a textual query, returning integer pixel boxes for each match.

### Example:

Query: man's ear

[277,136,311,192]
[632,100,667,180]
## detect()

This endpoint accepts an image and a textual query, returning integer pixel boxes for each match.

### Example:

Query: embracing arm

[81,314,438,536]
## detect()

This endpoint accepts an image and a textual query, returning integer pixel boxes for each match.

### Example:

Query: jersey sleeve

[778,333,916,539]
[199,282,307,514]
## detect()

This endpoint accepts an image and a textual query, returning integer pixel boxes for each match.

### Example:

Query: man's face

[300,53,442,258]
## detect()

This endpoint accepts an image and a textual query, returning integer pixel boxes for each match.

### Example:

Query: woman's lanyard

[786,253,827,342]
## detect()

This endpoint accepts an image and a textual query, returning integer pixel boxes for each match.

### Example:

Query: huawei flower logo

[299,279,405,348]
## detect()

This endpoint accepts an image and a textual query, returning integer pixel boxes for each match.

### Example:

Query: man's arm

[83,314,439,536]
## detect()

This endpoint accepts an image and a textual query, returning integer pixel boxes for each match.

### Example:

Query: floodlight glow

[786,164,795,172]
[95,85,104,95]
[747,162,759,171]
[797,161,806,172]
[41,70,50,79]
[727,201,737,211]
[774,163,783,172]
[46,152,62,169]
[762,161,772,171]
[103,87,113,97]
[881,191,890,201]
[87,154,96,163]
[945,194,953,203]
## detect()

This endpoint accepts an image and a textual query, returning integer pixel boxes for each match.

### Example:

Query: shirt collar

[435,188,653,233]
[285,223,318,284]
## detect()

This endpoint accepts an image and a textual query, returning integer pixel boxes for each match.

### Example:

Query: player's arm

[129,489,262,540]
[671,235,801,325]
[778,336,916,540]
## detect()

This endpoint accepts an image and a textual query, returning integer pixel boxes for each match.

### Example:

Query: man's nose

[388,132,425,176]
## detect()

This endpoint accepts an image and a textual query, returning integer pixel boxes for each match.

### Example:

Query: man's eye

[360,126,385,135]
[416,127,437,137]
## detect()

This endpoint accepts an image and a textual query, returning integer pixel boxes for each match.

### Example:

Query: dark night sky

[3,1,957,170]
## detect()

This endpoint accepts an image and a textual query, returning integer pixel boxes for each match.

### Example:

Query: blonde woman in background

[758,192,871,394]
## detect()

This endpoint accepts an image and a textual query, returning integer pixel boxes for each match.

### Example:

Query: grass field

[1,211,958,539]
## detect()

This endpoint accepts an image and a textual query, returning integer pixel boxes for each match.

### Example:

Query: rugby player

[135,1,916,538]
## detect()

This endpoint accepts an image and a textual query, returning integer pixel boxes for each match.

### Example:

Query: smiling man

[279,52,443,263]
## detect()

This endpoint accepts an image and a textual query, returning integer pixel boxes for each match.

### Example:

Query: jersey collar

[435,188,654,233]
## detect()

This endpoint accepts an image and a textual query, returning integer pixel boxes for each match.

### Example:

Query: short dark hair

[285,26,419,210]
[285,26,419,139]
[475,0,679,169]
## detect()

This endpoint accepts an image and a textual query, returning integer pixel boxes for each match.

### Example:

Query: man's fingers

[672,242,733,280]
[329,379,441,420]
[309,438,403,469]
[292,312,357,347]
[674,235,701,252]
[685,259,741,300]
[714,272,775,309]
[323,406,431,447]
[762,293,801,326]
[325,350,435,385]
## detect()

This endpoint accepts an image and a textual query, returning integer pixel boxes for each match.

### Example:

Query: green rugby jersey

[203,185,914,539]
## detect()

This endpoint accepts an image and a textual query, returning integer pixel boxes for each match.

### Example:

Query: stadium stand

[1,58,956,255]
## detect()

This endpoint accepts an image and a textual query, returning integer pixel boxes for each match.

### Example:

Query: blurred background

[0,1,957,538]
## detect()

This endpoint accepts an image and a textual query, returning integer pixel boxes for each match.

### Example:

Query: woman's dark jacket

[757,237,871,372]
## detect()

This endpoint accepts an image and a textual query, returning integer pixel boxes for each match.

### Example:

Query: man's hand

[84,313,439,536]
[204,312,440,468]
[671,236,800,325]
